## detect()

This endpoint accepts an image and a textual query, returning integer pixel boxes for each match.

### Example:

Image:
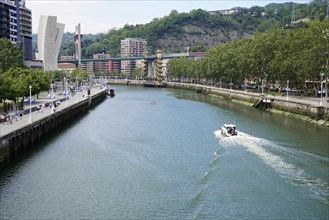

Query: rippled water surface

[1,85,328,219]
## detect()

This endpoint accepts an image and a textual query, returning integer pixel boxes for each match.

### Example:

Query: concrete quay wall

[164,82,329,126]
[0,90,107,169]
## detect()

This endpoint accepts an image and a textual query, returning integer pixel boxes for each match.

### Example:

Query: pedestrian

[14,111,19,121]
[1,112,5,124]
[6,112,12,124]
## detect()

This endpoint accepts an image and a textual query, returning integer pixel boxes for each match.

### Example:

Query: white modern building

[35,15,64,70]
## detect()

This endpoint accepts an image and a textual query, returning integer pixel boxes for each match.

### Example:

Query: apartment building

[93,53,110,74]
[16,0,32,60]
[81,62,95,75]
[0,0,19,43]
[109,60,121,76]
[0,0,32,60]
[120,38,147,78]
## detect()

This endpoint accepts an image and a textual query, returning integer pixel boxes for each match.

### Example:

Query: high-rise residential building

[0,0,19,43]
[93,53,111,74]
[120,38,147,78]
[35,15,64,70]
[17,0,32,60]
[81,61,95,75]
[109,60,121,76]
[0,0,32,60]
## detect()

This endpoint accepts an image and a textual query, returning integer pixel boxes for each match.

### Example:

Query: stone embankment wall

[164,82,329,126]
[0,91,107,169]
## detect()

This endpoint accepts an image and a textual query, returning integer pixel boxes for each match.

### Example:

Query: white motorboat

[220,124,238,137]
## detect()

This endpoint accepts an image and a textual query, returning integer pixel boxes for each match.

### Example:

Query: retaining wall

[0,90,107,169]
[164,82,329,126]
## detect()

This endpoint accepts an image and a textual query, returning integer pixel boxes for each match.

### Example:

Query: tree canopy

[167,20,329,93]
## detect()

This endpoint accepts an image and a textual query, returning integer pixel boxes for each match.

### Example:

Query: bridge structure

[57,52,194,82]
[57,53,190,64]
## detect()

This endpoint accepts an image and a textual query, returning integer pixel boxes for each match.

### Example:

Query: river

[0,85,328,219]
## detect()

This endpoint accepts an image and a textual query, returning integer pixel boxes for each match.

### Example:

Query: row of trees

[166,20,329,93]
[0,39,88,107]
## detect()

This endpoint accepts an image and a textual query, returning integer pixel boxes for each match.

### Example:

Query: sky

[26,0,311,34]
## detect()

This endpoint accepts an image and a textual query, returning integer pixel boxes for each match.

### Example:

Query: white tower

[35,15,65,70]
[75,23,81,67]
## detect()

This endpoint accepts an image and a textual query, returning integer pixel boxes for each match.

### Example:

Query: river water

[0,85,328,219]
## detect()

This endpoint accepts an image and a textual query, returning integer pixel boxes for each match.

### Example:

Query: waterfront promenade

[0,86,106,138]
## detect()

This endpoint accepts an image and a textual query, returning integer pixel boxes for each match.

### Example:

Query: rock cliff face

[156,24,253,52]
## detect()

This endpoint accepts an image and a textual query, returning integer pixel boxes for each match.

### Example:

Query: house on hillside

[209,7,249,15]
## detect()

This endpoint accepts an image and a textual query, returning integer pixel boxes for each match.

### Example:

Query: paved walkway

[0,87,106,138]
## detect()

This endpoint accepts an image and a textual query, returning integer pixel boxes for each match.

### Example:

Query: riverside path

[0,86,107,138]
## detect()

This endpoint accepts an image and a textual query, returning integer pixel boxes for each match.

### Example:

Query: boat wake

[213,129,329,205]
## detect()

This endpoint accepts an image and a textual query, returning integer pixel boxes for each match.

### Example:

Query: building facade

[58,55,75,72]
[18,0,32,60]
[93,53,110,74]
[35,15,64,71]
[120,38,147,78]
[0,0,19,43]
[0,0,32,60]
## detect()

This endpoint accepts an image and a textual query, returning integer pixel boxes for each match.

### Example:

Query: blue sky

[26,0,311,34]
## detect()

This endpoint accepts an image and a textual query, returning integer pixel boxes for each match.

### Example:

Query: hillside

[53,0,327,58]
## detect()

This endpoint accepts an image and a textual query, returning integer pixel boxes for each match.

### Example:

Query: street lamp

[323,28,329,100]
[51,83,54,113]
[65,78,68,106]
[29,85,32,123]
[320,72,325,106]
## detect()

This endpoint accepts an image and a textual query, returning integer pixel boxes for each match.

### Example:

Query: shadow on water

[0,109,94,177]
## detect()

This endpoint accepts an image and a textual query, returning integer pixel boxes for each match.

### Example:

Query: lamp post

[286,80,289,100]
[320,72,324,106]
[261,78,264,95]
[29,85,32,123]
[322,29,329,103]
[65,78,68,107]
[76,80,79,103]
[51,83,54,113]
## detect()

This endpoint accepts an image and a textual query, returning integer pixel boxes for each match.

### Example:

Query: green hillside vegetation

[55,0,327,58]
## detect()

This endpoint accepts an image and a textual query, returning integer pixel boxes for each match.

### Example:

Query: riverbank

[110,79,329,127]
[0,87,108,169]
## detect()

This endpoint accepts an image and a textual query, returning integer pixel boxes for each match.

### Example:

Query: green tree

[0,38,24,73]
[71,68,88,81]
